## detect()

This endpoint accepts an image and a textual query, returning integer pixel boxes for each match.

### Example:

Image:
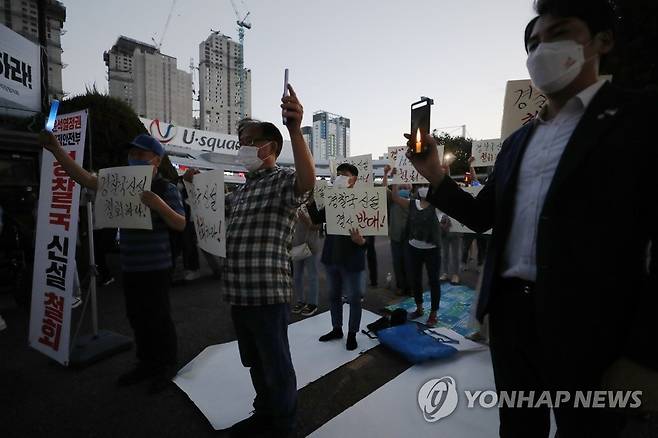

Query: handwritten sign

[472,139,502,167]
[501,79,547,140]
[184,169,226,257]
[314,180,328,210]
[442,186,491,235]
[387,145,444,185]
[95,166,152,230]
[325,187,388,236]
[330,154,374,187]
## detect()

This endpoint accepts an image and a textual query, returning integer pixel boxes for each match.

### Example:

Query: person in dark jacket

[308,163,367,351]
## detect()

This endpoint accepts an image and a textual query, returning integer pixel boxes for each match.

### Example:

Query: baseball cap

[126,134,165,157]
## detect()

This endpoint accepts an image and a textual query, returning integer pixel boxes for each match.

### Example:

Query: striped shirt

[119,177,184,272]
[223,166,308,306]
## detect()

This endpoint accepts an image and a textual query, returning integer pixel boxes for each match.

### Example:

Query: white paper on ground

[173,309,381,430]
[311,349,557,438]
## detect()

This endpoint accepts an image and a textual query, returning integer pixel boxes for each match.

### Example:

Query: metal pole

[85,197,98,337]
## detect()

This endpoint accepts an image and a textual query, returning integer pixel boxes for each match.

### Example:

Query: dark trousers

[408,245,441,312]
[461,233,489,265]
[93,228,116,280]
[182,220,199,271]
[390,240,410,291]
[489,284,628,438]
[231,304,298,433]
[366,236,378,286]
[122,269,177,367]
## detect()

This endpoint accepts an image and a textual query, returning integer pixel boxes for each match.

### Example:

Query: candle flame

[415,129,422,153]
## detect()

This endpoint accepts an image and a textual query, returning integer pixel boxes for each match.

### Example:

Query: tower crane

[229,0,251,120]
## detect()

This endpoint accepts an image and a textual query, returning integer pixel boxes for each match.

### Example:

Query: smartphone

[410,97,433,154]
[282,68,289,125]
[45,99,60,132]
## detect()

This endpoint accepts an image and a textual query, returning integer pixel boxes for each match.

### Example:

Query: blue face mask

[398,189,410,199]
[128,158,152,166]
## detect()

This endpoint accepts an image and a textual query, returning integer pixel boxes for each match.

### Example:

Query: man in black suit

[406,1,657,437]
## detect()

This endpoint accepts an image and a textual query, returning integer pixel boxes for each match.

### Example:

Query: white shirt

[501,80,607,281]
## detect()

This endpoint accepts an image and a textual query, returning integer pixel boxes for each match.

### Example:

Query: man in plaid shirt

[187,85,315,437]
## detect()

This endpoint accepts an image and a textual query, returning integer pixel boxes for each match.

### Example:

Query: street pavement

[0,236,483,437]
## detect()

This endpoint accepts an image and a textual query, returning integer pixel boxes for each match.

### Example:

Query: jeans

[231,304,297,433]
[390,240,410,291]
[325,264,366,334]
[408,245,442,312]
[123,269,177,367]
[441,232,462,275]
[293,253,319,305]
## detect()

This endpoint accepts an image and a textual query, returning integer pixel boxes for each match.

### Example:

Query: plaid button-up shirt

[223,166,308,306]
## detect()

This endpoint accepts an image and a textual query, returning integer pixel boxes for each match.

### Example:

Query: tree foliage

[432,132,473,176]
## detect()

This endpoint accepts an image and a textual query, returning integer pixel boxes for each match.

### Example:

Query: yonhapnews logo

[149,119,177,143]
[418,377,459,422]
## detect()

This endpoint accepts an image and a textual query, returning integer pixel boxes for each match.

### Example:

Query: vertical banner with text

[29,110,88,365]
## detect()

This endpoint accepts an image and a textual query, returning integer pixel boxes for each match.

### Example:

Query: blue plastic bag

[377,322,459,364]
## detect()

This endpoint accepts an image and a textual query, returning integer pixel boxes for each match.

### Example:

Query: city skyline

[60,0,536,158]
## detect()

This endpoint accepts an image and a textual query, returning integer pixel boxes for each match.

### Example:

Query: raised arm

[39,130,97,190]
[282,84,315,196]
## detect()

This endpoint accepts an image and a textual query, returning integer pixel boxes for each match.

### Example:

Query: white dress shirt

[501,80,607,281]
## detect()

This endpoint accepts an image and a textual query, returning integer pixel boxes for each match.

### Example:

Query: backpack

[361,308,408,339]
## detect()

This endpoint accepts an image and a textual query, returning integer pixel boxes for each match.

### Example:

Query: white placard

[95,166,153,230]
[325,187,388,236]
[330,154,374,187]
[387,145,444,185]
[184,169,226,257]
[29,110,88,365]
[471,139,502,167]
[314,180,328,210]
[500,79,547,140]
[442,185,491,235]
[0,23,41,114]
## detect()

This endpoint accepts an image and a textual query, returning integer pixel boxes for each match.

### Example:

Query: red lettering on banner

[53,115,82,133]
[355,209,386,231]
[48,152,77,231]
[37,291,64,351]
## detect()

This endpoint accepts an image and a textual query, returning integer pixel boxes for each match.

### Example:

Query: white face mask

[333,175,350,189]
[526,40,586,94]
[237,142,272,172]
[418,187,429,199]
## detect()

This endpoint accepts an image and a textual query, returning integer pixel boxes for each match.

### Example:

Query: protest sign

[442,185,491,235]
[184,169,226,257]
[387,145,444,185]
[330,154,374,187]
[501,79,547,140]
[325,187,388,236]
[471,139,502,167]
[95,166,153,230]
[314,180,328,210]
[29,110,87,365]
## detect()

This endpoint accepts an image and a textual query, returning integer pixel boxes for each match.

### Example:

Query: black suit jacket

[427,82,658,373]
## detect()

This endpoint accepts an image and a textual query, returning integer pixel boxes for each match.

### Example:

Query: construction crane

[151,0,177,50]
[229,0,251,120]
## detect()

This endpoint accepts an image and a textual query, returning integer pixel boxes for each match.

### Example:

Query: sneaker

[439,273,449,282]
[116,364,154,387]
[346,332,358,351]
[291,302,305,314]
[0,315,6,331]
[450,274,461,285]
[409,307,424,319]
[426,312,438,327]
[319,327,343,342]
[184,270,201,281]
[301,304,318,317]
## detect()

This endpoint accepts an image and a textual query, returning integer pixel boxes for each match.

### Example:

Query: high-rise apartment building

[301,126,313,152]
[0,0,66,99]
[312,111,350,160]
[198,31,251,135]
[104,36,193,127]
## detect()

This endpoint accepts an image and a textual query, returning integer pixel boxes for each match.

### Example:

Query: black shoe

[319,327,343,342]
[147,365,177,394]
[346,332,358,351]
[116,364,153,387]
[228,414,269,437]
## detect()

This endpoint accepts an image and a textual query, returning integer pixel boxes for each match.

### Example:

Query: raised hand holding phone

[282,68,289,125]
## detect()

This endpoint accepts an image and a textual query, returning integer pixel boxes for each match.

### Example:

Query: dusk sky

[61,0,536,157]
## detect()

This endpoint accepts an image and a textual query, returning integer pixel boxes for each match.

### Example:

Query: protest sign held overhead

[471,139,502,167]
[29,110,88,365]
[387,145,444,185]
[330,154,374,187]
[314,180,328,210]
[184,169,226,258]
[325,187,388,237]
[95,166,153,230]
